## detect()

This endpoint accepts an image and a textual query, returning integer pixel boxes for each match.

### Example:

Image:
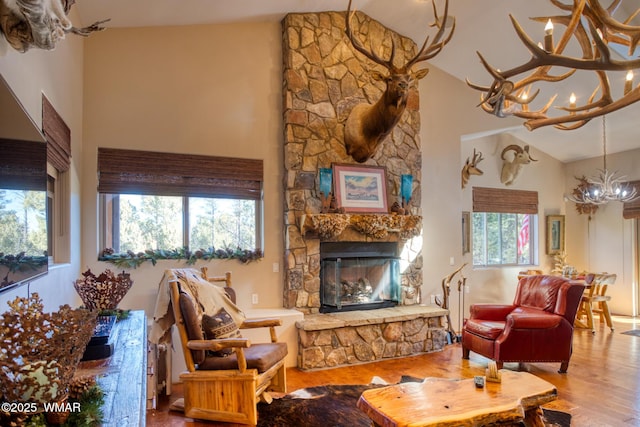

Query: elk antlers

[346,0,455,75]
[343,0,455,162]
[467,0,640,131]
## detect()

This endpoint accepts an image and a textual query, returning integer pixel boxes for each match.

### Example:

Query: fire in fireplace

[320,242,400,313]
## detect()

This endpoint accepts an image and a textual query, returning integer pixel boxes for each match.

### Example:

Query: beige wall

[458,133,566,302]
[82,22,285,314]
[564,148,640,316]
[418,65,566,329]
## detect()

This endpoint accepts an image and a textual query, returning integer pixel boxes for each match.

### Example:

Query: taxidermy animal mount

[461,148,484,189]
[500,144,537,186]
[0,0,108,52]
[343,0,455,163]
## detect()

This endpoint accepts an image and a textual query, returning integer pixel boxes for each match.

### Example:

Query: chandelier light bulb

[625,70,634,94]
[545,19,553,35]
[544,19,554,51]
[569,93,576,112]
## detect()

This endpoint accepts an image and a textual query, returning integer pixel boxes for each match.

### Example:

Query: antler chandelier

[467,0,640,131]
[565,115,638,205]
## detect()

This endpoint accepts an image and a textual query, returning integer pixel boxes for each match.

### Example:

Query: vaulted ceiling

[75,0,640,163]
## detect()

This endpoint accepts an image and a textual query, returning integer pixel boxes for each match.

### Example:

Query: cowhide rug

[257,377,571,427]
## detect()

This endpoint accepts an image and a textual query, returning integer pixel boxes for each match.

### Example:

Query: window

[101,194,259,253]
[43,94,72,264]
[472,212,536,266]
[97,148,263,256]
[471,187,539,267]
[46,173,55,259]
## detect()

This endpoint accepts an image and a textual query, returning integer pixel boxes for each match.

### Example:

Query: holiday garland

[98,245,263,269]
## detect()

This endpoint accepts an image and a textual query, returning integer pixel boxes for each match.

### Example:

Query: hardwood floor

[147,316,640,426]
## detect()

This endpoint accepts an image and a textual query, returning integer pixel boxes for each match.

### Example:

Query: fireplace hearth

[320,242,400,313]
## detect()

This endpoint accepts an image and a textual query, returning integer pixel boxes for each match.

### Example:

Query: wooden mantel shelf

[299,213,422,240]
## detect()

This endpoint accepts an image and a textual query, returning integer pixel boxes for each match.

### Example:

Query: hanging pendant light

[566,115,638,206]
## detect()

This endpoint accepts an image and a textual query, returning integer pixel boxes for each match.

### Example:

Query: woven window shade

[97,148,263,200]
[623,181,640,219]
[473,187,538,214]
[42,95,71,172]
[0,138,47,191]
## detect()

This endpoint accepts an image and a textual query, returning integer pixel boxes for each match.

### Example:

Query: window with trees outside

[97,148,263,262]
[472,212,536,266]
[471,187,538,267]
[101,194,259,253]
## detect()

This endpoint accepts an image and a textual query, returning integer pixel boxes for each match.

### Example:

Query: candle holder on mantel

[401,174,413,215]
[319,168,333,213]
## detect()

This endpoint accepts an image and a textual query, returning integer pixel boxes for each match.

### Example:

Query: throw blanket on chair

[149,268,245,344]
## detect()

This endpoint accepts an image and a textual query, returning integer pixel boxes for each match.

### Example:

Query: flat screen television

[0,76,48,293]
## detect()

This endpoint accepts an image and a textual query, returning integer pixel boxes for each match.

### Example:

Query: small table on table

[357,370,557,427]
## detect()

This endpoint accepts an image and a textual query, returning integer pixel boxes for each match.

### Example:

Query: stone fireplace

[281,11,448,369]
[282,10,425,314]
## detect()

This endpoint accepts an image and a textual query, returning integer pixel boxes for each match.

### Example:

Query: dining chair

[577,273,616,333]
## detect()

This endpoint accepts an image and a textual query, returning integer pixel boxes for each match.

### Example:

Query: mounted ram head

[500,144,537,186]
[343,0,455,163]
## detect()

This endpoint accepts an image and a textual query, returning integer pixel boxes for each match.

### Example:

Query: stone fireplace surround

[282,11,447,368]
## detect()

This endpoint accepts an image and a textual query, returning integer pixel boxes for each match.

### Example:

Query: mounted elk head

[461,149,484,189]
[500,144,537,186]
[343,0,455,163]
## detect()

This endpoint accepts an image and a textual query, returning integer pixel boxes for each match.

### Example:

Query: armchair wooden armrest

[240,317,282,343]
[241,318,282,328]
[187,338,251,352]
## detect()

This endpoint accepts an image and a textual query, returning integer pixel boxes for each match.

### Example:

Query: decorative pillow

[202,307,242,357]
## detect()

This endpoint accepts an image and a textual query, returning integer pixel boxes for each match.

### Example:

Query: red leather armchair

[462,275,585,373]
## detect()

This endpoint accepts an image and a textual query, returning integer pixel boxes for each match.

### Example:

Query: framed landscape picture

[333,164,388,213]
[546,215,565,255]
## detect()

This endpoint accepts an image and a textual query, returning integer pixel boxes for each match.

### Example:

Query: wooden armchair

[169,268,287,425]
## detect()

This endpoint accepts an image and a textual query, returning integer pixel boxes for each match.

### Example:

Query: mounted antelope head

[343,0,455,163]
[500,144,537,186]
[461,148,484,189]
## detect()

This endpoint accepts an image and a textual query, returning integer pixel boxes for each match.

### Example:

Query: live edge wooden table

[76,310,147,427]
[357,370,557,427]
